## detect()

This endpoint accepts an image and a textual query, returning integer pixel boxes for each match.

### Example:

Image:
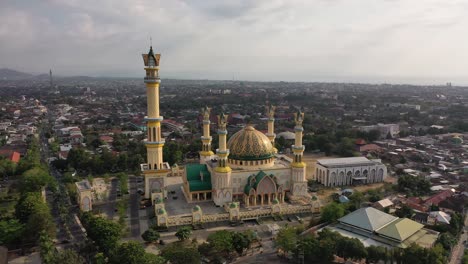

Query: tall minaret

[142,46,168,201]
[290,109,307,196]
[213,113,233,206]
[200,106,214,164]
[215,113,230,173]
[266,105,277,153]
[143,46,164,170]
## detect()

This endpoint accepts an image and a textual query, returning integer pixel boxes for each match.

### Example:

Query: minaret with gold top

[141,46,169,201]
[266,105,277,153]
[199,106,214,164]
[290,109,308,196]
[213,113,233,206]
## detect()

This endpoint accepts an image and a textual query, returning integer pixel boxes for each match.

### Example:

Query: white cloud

[0,0,468,83]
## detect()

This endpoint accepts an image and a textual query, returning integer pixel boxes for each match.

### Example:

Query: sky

[1,0,468,84]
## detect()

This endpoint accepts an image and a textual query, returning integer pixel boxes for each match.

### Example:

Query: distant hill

[0,68,34,80]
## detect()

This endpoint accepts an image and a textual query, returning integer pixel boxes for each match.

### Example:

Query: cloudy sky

[1,0,467,84]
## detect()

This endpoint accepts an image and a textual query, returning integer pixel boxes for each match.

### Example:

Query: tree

[275,226,298,256]
[437,233,456,251]
[232,232,252,255]
[142,228,160,243]
[175,226,192,241]
[349,191,364,209]
[81,213,122,254]
[401,243,427,264]
[295,236,320,263]
[19,167,53,193]
[161,241,201,264]
[317,229,343,262]
[426,244,447,264]
[395,204,414,218]
[320,203,345,223]
[334,137,356,157]
[15,192,56,241]
[0,219,24,247]
[397,175,431,196]
[53,249,86,264]
[366,245,386,264]
[109,241,165,264]
[336,237,367,261]
[27,201,56,241]
[206,230,234,256]
[0,158,16,176]
[39,231,56,264]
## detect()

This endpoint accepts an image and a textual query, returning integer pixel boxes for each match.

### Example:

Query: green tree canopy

[142,228,160,243]
[0,219,24,247]
[206,230,234,256]
[109,241,165,264]
[161,241,201,264]
[320,203,345,223]
[19,167,53,193]
[175,226,192,241]
[81,212,122,254]
[275,226,299,256]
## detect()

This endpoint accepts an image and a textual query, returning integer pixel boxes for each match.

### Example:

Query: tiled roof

[375,218,424,242]
[338,207,398,232]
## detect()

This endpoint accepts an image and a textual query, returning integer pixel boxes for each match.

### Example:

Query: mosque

[139,45,309,209]
[182,106,310,207]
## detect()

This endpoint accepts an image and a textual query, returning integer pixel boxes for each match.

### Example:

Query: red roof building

[355,139,367,145]
[424,190,454,206]
[0,150,21,163]
[9,151,20,163]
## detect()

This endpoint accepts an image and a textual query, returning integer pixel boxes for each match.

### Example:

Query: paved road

[129,176,141,237]
[40,120,86,246]
[449,210,468,264]
[107,179,118,220]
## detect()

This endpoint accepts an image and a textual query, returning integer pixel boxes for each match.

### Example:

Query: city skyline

[1,0,468,84]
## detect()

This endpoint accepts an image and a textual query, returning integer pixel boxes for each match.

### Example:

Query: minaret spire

[215,113,231,173]
[289,108,307,197]
[292,108,305,167]
[199,106,214,163]
[266,105,277,153]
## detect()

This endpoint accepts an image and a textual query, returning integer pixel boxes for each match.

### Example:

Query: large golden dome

[227,125,274,160]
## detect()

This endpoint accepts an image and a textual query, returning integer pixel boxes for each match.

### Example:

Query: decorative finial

[294,108,304,126]
[201,106,211,121]
[266,104,276,119]
[218,113,227,130]
[150,36,152,47]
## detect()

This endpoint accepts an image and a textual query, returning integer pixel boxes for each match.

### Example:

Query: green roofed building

[338,207,398,235]
[183,164,213,201]
[375,218,424,243]
[331,207,439,249]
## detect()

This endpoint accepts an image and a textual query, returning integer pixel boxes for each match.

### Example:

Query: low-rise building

[329,207,439,248]
[315,157,387,187]
[75,180,93,212]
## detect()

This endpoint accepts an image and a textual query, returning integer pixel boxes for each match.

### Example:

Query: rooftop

[75,180,92,191]
[338,207,398,232]
[375,218,424,242]
[317,157,381,168]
